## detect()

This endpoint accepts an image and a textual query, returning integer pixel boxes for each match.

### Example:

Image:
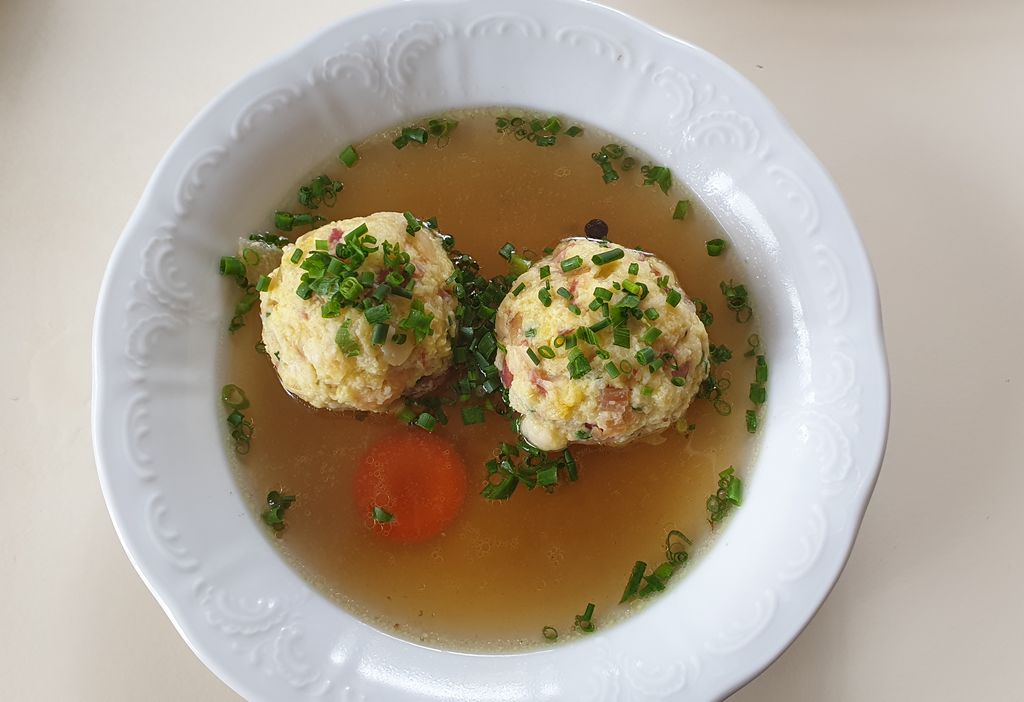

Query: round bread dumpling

[260,212,456,412]
[495,238,709,451]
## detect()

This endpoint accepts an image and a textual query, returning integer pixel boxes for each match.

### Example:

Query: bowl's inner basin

[224,108,763,652]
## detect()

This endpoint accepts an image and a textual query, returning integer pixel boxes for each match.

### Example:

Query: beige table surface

[3,0,1022,699]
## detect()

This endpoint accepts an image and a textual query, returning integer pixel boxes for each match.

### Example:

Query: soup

[219,109,764,651]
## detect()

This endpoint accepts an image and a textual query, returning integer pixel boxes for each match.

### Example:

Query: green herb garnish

[372,506,394,524]
[461,405,486,425]
[261,490,296,532]
[641,165,672,194]
[744,333,763,357]
[745,409,758,433]
[575,603,596,633]
[706,239,727,256]
[692,297,712,325]
[335,319,362,357]
[708,344,732,365]
[591,248,624,265]
[274,211,324,232]
[560,255,583,273]
[673,200,691,220]
[297,174,343,209]
[720,279,752,322]
[338,145,359,167]
[248,231,291,247]
[707,467,742,524]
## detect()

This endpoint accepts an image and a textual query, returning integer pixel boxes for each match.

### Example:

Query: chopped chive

[403,126,428,144]
[591,248,625,265]
[706,239,727,256]
[576,326,598,345]
[536,465,559,485]
[539,265,551,279]
[593,287,612,302]
[673,200,691,220]
[604,361,621,378]
[538,345,556,359]
[671,376,686,387]
[289,248,303,264]
[219,255,246,280]
[641,327,662,345]
[589,318,611,333]
[335,319,361,357]
[314,239,329,251]
[641,386,654,397]
[566,126,583,137]
[622,280,642,295]
[612,325,630,348]
[749,383,767,405]
[391,332,407,345]
[415,412,437,431]
[556,286,572,300]
[371,323,389,345]
[560,256,584,272]
[338,145,359,167]
[643,308,660,321]
[575,603,596,633]
[538,287,552,307]
[512,282,526,296]
[255,275,271,292]
[527,348,541,365]
[642,165,673,194]
[261,491,296,531]
[666,289,682,307]
[618,294,641,309]
[635,347,656,365]
[498,242,515,261]
[563,449,578,481]
[568,303,581,315]
[461,405,486,425]
[621,560,647,603]
[524,328,537,338]
[567,348,591,379]
[364,303,391,325]
[756,355,769,384]
[709,344,733,364]
[403,211,421,234]
[628,262,639,275]
[372,506,394,524]
[746,409,758,433]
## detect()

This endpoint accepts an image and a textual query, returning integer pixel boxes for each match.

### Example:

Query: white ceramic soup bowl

[92,0,889,699]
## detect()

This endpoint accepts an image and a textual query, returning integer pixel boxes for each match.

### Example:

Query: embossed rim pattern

[92,1,889,700]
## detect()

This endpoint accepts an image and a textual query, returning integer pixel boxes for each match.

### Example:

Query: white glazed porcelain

[92,1,889,699]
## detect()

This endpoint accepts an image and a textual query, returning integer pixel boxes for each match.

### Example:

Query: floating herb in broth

[220,108,764,651]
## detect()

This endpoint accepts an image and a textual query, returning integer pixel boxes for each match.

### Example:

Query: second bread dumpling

[494,238,709,451]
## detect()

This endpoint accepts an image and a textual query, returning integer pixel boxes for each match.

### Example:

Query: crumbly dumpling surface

[495,238,709,450]
[260,212,456,412]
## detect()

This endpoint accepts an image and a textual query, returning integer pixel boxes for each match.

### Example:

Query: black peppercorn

[584,218,609,240]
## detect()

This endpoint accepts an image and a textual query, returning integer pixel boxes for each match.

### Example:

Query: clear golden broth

[226,109,759,651]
